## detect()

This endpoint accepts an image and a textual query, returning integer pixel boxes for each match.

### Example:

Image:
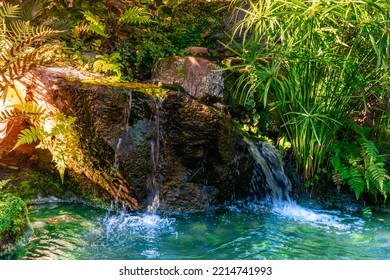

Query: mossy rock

[0,193,33,257]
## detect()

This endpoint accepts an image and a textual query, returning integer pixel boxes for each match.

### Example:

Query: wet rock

[159,92,253,211]
[152,56,224,101]
[0,66,254,212]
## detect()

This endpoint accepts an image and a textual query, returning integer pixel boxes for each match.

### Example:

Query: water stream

[2,139,390,260]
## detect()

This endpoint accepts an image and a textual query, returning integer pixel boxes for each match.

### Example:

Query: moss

[3,171,66,203]
[0,193,32,257]
[79,78,167,99]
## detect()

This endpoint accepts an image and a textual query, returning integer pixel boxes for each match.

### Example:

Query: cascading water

[146,101,161,213]
[244,137,363,228]
[245,137,292,205]
[103,97,166,246]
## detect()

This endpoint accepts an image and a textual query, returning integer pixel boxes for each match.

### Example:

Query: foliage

[330,124,390,201]
[161,0,228,53]
[81,6,152,39]
[10,106,79,183]
[226,0,390,183]
[0,192,30,246]
[92,52,123,80]
[0,180,11,190]
[1,171,65,201]
[0,2,64,102]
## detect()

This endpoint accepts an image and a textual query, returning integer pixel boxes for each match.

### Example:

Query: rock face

[0,66,254,212]
[152,56,224,101]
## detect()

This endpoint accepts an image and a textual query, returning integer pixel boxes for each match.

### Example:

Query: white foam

[103,212,176,238]
[271,201,364,232]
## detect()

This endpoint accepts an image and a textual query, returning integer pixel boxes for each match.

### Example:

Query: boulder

[0,66,254,212]
[152,56,224,101]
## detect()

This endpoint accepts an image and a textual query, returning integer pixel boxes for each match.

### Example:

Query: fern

[0,179,11,190]
[120,7,152,25]
[92,52,122,79]
[0,102,46,122]
[0,5,63,102]
[82,10,109,38]
[347,168,365,200]
[13,126,45,149]
[330,131,390,201]
[0,3,20,20]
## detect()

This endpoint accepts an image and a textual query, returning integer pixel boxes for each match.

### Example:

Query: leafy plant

[92,52,123,79]
[330,124,390,201]
[10,107,79,183]
[0,2,64,102]
[225,0,390,183]
[0,179,11,190]
[81,5,152,40]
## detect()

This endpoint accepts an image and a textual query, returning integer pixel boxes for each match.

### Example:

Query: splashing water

[244,137,365,230]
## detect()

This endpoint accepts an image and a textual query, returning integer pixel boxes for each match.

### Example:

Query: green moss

[4,172,66,202]
[0,193,32,256]
[79,78,167,99]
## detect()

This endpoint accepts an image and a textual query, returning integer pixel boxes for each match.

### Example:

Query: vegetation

[224,0,389,201]
[0,0,388,205]
[0,192,32,256]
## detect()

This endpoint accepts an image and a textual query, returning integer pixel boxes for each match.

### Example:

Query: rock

[159,92,253,212]
[185,46,209,56]
[152,56,224,101]
[0,193,33,257]
[0,66,254,212]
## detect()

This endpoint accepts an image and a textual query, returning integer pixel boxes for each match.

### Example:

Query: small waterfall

[146,101,161,213]
[244,137,355,227]
[244,137,292,205]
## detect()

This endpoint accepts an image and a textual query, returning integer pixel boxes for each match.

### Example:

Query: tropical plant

[0,2,75,181]
[330,123,390,201]
[1,102,79,183]
[80,5,152,40]
[0,1,63,103]
[225,0,390,185]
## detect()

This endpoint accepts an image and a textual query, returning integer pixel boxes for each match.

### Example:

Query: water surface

[3,201,390,260]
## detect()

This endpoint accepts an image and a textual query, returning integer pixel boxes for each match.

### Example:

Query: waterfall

[146,101,161,213]
[244,137,350,226]
[244,137,292,205]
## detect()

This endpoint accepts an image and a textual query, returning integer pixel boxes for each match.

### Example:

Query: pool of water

[3,201,390,260]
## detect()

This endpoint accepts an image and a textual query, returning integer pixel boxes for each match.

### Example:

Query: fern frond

[360,137,378,161]
[332,172,342,186]
[82,11,109,38]
[0,3,20,21]
[6,21,63,55]
[52,141,67,183]
[0,102,46,122]
[348,168,365,200]
[20,0,44,21]
[13,125,45,150]
[120,6,152,25]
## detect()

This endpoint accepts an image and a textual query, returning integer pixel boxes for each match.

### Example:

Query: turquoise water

[3,201,390,260]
